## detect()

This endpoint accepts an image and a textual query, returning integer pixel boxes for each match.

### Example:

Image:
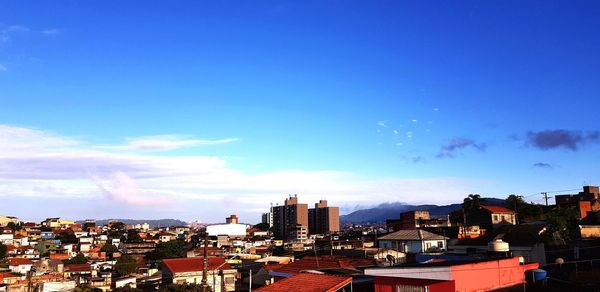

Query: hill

[340,198,505,223]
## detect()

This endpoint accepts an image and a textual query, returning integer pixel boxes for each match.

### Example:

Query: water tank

[488,239,509,252]
[525,269,547,282]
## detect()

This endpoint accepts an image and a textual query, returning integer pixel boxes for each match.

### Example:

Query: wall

[374,276,455,292]
[450,257,538,292]
[580,225,600,238]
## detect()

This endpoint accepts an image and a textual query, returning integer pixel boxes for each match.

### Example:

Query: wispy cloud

[437,137,487,158]
[0,124,485,221]
[377,121,386,127]
[41,28,61,36]
[532,162,553,169]
[0,24,30,44]
[525,129,600,151]
[99,135,239,152]
[0,64,6,72]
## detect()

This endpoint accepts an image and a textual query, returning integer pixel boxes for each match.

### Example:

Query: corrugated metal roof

[378,229,447,241]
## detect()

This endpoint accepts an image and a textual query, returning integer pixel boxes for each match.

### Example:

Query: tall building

[308,200,340,235]
[225,215,238,224]
[272,195,309,241]
[261,211,273,228]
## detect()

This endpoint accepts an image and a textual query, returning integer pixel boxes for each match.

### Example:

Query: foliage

[63,253,88,265]
[56,231,78,244]
[544,207,580,242]
[126,229,143,243]
[115,255,137,276]
[101,244,119,260]
[6,222,22,232]
[159,283,211,292]
[148,240,187,260]
[254,223,270,231]
[108,221,127,239]
[0,242,7,259]
[504,194,543,222]
[462,194,485,211]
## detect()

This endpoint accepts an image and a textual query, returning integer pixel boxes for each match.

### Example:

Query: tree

[63,253,88,265]
[0,242,7,259]
[101,244,119,260]
[56,231,78,244]
[126,230,143,243]
[544,207,580,243]
[149,240,186,260]
[6,222,22,232]
[115,255,137,276]
[463,194,485,211]
[505,194,543,223]
[254,223,270,231]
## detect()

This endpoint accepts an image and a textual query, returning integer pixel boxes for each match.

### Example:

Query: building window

[437,241,443,248]
[493,215,498,221]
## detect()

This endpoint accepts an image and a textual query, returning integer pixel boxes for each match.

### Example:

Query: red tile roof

[162,257,231,274]
[481,205,515,214]
[256,273,352,292]
[8,258,33,266]
[65,264,92,273]
[272,256,376,276]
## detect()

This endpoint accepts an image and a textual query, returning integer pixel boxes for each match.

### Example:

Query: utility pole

[201,232,212,292]
[542,192,549,206]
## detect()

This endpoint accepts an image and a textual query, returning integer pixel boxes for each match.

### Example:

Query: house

[8,258,33,274]
[256,273,352,292]
[161,257,237,291]
[377,229,448,253]
[556,186,600,219]
[113,276,137,289]
[158,231,177,243]
[387,211,451,232]
[448,222,548,266]
[0,216,19,227]
[269,256,376,279]
[466,205,516,232]
[365,257,539,292]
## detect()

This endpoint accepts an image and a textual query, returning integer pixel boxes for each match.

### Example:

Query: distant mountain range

[340,198,505,223]
[77,219,188,229]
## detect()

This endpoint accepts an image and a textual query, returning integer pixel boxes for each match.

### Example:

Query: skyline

[1,1,600,222]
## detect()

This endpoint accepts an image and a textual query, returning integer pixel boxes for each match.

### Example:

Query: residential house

[378,230,448,253]
[256,273,352,292]
[365,257,539,292]
[8,258,33,274]
[466,205,516,232]
[161,257,237,291]
[556,185,600,219]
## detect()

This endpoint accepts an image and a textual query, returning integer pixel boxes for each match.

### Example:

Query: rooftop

[481,205,515,214]
[378,229,448,241]
[255,273,352,292]
[162,257,232,274]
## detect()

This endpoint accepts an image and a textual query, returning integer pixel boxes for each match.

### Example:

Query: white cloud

[0,124,486,221]
[377,121,386,127]
[99,135,239,152]
[41,29,61,36]
[0,25,30,44]
[0,64,6,72]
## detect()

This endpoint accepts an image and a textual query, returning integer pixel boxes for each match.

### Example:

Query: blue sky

[1,1,600,223]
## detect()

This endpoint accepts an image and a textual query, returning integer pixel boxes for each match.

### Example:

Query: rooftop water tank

[488,239,509,252]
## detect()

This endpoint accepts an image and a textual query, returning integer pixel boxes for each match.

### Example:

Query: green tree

[463,194,485,210]
[126,230,143,243]
[0,242,7,259]
[56,231,78,244]
[544,207,580,243]
[149,240,186,260]
[254,223,270,231]
[101,244,119,260]
[505,194,543,223]
[63,253,88,265]
[6,222,22,232]
[115,255,137,276]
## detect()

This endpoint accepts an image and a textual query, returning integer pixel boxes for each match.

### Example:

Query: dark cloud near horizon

[526,129,600,151]
[533,162,553,169]
[437,138,487,158]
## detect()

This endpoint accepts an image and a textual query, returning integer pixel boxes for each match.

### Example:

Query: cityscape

[2,1,600,292]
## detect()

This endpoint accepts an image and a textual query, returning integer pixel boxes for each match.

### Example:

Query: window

[493,215,498,221]
[437,241,443,248]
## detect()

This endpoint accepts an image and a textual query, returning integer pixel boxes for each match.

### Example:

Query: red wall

[450,258,538,292]
[374,276,455,292]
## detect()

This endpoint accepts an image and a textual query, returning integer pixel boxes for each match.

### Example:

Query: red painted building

[365,257,538,292]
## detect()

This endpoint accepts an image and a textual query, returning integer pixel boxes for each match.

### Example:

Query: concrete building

[378,229,448,253]
[272,195,309,241]
[308,200,340,235]
[262,211,273,228]
[365,257,539,292]
[161,257,237,291]
[225,215,238,224]
[556,185,600,219]
[466,205,516,232]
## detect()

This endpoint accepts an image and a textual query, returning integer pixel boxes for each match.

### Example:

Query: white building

[206,223,248,238]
